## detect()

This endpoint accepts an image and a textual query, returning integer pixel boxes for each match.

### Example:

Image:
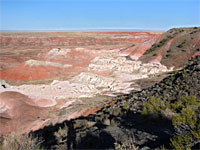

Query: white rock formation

[1,48,173,106]
[88,53,169,75]
[72,72,117,88]
[48,48,71,56]
[25,59,72,68]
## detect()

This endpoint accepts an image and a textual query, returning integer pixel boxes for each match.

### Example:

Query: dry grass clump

[0,133,43,150]
[114,135,138,150]
[54,124,68,150]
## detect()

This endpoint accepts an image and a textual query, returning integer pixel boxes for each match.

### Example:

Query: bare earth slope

[140,27,200,67]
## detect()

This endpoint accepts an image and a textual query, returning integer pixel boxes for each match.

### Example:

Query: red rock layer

[0,91,50,135]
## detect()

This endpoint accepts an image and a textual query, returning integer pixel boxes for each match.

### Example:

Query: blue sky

[0,0,199,31]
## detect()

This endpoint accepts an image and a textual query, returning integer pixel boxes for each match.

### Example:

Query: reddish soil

[0,31,162,135]
[0,32,160,82]
[0,91,51,135]
[150,39,174,64]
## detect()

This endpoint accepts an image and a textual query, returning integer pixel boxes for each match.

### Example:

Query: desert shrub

[171,96,199,112]
[177,39,186,48]
[179,70,188,78]
[153,53,157,56]
[172,107,197,128]
[54,124,68,150]
[0,133,43,150]
[167,35,173,39]
[142,97,168,116]
[123,104,129,110]
[114,137,138,150]
[144,38,169,55]
[170,135,192,150]
[165,54,171,58]
[142,95,200,149]
[167,49,171,53]
[170,97,200,149]
[171,108,199,149]
[181,49,186,52]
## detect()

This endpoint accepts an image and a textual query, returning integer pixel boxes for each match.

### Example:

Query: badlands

[0,29,199,135]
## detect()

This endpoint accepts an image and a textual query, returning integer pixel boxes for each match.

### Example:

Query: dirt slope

[139,27,200,67]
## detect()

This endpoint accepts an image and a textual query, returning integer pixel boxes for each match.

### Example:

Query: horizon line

[0,28,168,32]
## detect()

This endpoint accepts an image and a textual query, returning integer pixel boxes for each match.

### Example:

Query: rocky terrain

[32,55,200,150]
[0,27,200,139]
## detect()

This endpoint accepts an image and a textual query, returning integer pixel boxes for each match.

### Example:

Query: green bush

[172,107,197,128]
[144,38,169,55]
[153,53,157,56]
[170,135,192,150]
[167,49,171,53]
[171,96,199,112]
[177,39,186,48]
[142,95,200,149]
[142,97,168,116]
[170,97,200,149]
[123,104,129,110]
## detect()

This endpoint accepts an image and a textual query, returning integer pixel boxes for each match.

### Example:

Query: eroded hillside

[140,27,200,67]
[0,28,199,136]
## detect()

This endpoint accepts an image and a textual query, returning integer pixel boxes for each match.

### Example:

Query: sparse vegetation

[165,54,171,58]
[0,133,43,150]
[144,38,169,55]
[190,28,200,34]
[142,97,169,116]
[114,142,138,150]
[114,135,138,150]
[123,104,129,110]
[171,107,200,149]
[177,39,186,48]
[57,48,61,52]
[181,49,186,52]
[171,96,199,112]
[153,53,157,56]
[166,49,171,53]
[54,124,68,150]
[142,95,200,149]
[170,96,200,149]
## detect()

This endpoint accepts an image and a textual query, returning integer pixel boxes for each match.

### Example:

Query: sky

[0,0,199,31]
